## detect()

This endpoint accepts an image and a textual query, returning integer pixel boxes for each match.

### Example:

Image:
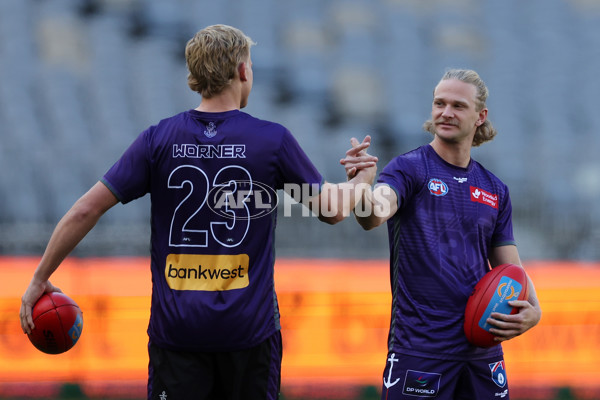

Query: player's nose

[441,105,454,118]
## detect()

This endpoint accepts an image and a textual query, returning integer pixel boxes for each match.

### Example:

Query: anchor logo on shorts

[159,391,167,400]
[383,353,400,388]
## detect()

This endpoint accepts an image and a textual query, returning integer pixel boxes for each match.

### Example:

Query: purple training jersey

[102,109,322,351]
[377,145,515,360]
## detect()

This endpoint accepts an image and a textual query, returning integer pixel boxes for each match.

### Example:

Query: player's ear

[238,62,248,82]
[476,108,488,126]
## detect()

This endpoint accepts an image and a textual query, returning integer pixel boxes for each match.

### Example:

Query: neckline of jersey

[187,109,242,119]
[425,144,473,173]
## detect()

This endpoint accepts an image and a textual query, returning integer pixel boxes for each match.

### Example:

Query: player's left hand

[486,300,541,343]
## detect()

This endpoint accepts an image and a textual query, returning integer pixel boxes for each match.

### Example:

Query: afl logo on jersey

[428,179,449,196]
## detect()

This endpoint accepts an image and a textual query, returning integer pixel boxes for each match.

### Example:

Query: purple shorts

[380,352,510,400]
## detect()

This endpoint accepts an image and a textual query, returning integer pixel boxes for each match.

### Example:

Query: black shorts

[148,331,282,400]
[380,352,510,400]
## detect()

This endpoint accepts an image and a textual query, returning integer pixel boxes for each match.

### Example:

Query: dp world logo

[402,370,441,397]
[207,180,278,220]
[428,178,448,196]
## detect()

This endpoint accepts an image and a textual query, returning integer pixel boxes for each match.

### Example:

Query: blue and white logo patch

[489,361,507,388]
[428,179,449,196]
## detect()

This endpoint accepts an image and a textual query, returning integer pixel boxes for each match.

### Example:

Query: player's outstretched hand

[20,279,62,334]
[486,300,541,343]
[340,135,378,180]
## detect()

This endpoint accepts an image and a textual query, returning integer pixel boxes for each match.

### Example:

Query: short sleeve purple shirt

[102,109,322,351]
[378,145,515,360]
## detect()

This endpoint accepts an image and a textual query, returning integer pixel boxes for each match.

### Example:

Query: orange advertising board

[0,257,599,395]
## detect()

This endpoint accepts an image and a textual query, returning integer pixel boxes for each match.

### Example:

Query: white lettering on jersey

[173,144,246,159]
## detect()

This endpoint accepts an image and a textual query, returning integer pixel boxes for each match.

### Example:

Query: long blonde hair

[422,69,497,147]
[185,25,255,98]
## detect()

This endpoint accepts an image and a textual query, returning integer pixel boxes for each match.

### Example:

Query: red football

[27,292,83,354]
[464,264,529,348]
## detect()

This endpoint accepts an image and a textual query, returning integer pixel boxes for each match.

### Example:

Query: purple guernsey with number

[102,109,322,352]
[377,145,515,360]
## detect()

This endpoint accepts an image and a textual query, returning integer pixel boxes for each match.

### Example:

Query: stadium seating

[1,0,599,259]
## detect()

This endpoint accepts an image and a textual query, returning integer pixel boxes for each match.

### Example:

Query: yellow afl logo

[497,283,517,300]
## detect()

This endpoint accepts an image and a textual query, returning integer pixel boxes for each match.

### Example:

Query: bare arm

[20,181,118,333]
[486,245,542,343]
[352,184,398,230]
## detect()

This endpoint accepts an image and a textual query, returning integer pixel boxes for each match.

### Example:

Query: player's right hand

[20,280,62,334]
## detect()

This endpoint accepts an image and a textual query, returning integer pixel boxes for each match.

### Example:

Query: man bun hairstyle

[185,24,255,98]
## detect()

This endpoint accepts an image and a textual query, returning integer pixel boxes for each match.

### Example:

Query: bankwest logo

[165,254,249,291]
[470,186,498,209]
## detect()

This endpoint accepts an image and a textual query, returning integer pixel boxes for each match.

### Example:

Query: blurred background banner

[1,258,599,398]
[1,0,600,399]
